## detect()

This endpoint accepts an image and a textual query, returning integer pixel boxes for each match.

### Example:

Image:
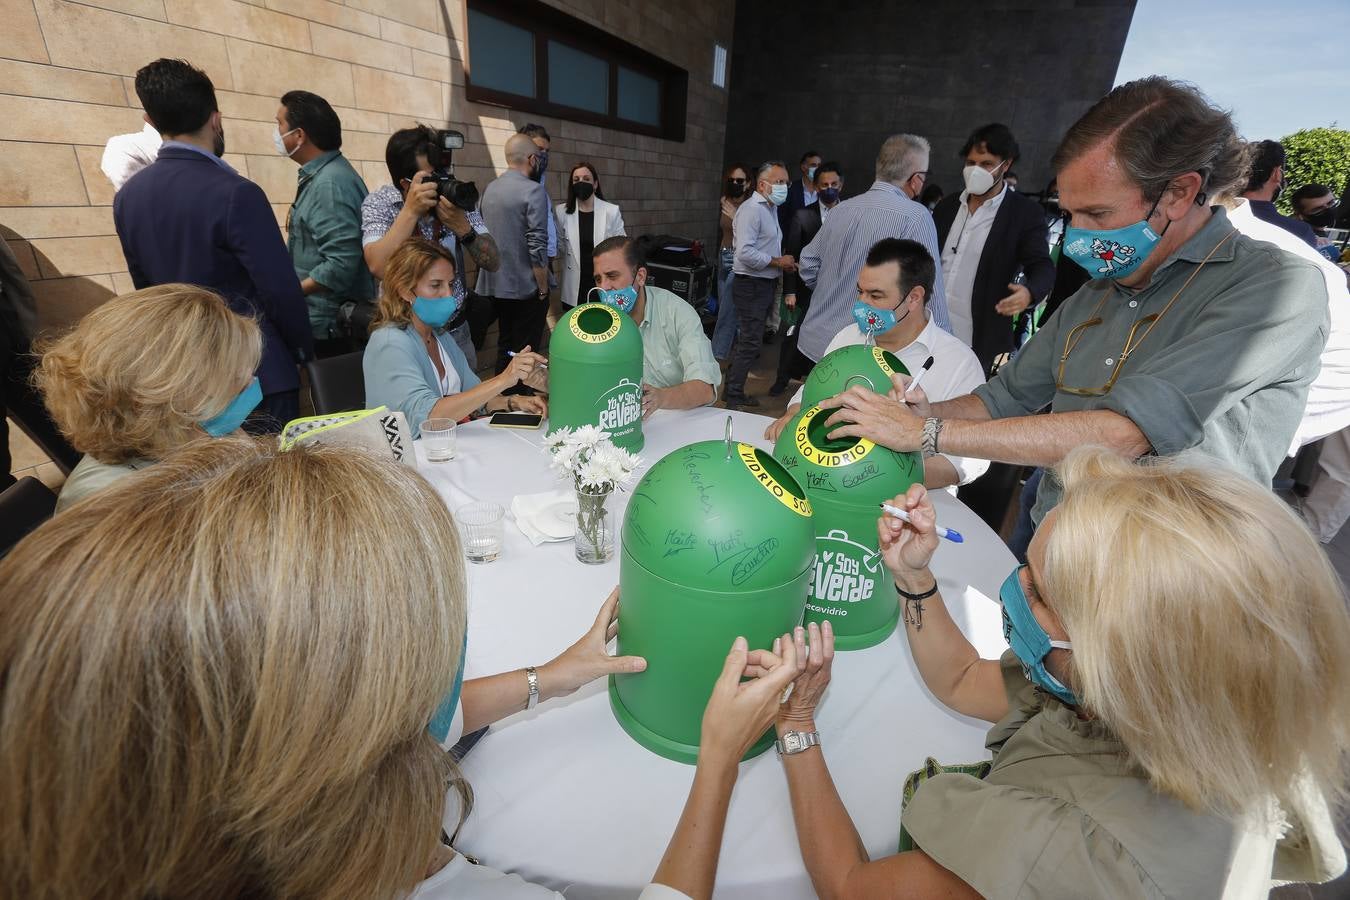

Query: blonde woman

[364,239,546,437]
[0,437,809,900]
[35,283,262,512]
[771,447,1350,898]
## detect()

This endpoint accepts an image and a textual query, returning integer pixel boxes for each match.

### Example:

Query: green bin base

[609,676,774,765]
[809,601,901,651]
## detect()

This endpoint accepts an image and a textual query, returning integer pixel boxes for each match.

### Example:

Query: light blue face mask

[588,284,638,314]
[1000,565,1078,706]
[200,377,262,437]
[806,165,818,180]
[769,183,789,206]
[412,288,465,329]
[851,297,909,337]
[1061,199,1167,280]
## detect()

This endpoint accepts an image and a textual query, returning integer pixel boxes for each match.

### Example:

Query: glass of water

[456,501,504,564]
[422,418,456,462]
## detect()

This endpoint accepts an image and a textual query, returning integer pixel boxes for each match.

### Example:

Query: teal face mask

[1061,199,1168,280]
[412,289,465,329]
[200,377,262,437]
[851,297,909,337]
[999,565,1078,706]
[588,284,638,314]
[769,183,789,206]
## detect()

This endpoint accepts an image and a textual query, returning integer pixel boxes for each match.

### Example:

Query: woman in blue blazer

[364,240,547,436]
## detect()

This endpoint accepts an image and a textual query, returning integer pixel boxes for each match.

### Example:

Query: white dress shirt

[941,185,1008,347]
[792,314,990,486]
[100,123,163,191]
[1227,198,1350,452]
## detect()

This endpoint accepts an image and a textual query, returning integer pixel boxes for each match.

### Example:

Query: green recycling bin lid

[800,344,910,410]
[622,438,816,592]
[550,303,639,359]
[774,403,923,499]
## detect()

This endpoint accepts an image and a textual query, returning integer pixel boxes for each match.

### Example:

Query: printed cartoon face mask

[1062,199,1168,280]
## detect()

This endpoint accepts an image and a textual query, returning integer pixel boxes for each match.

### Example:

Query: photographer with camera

[276,91,375,359]
[362,125,500,367]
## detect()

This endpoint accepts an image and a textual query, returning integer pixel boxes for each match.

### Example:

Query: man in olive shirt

[819,77,1329,523]
[276,91,374,357]
[590,236,722,418]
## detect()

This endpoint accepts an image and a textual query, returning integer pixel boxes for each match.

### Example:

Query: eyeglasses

[1056,310,1160,397]
[1055,231,1236,397]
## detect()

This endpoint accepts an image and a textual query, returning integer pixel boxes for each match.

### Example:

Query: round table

[414,406,1014,899]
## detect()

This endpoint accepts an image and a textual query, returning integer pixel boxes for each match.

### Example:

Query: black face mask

[571,181,595,201]
[726,178,746,197]
[1307,207,1338,229]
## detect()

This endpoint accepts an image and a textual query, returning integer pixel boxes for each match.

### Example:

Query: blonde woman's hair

[0,437,471,900]
[371,238,457,332]
[1044,447,1350,816]
[35,284,262,463]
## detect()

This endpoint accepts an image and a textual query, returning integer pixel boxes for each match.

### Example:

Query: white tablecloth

[415,406,1014,899]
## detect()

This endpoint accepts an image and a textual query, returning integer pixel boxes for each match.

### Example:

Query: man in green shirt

[275,91,374,357]
[819,77,1329,523]
[590,236,722,418]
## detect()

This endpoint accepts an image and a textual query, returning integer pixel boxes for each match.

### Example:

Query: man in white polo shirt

[765,238,988,489]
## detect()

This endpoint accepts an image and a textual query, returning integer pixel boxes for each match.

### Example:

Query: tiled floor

[7,419,66,492]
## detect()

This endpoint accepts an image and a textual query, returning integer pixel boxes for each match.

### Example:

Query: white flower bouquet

[545,426,641,561]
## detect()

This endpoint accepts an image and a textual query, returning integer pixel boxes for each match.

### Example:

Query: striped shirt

[797,181,949,361]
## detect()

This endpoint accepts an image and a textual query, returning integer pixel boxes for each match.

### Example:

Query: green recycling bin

[549,303,644,452]
[774,403,923,650]
[611,436,815,763]
[800,343,908,411]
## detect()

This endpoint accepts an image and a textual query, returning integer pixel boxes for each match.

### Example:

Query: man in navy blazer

[114,59,312,431]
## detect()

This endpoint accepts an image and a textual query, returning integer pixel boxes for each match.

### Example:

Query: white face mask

[273,126,299,158]
[962,162,1004,196]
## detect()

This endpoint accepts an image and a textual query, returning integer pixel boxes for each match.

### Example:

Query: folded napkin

[511,490,577,546]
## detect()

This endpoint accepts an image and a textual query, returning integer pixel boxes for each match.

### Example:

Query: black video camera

[425,129,479,211]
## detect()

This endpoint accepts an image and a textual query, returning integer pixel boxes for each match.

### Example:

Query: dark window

[464,0,688,141]
[465,9,535,98]
[548,40,608,114]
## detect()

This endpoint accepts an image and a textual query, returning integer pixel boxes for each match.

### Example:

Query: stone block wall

[0,0,734,334]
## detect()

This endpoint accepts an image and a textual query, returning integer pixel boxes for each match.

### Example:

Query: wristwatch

[458,227,477,245]
[775,730,820,756]
[921,417,944,458]
[525,666,539,710]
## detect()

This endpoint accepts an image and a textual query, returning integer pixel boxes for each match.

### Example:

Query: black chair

[304,352,366,416]
[0,476,58,557]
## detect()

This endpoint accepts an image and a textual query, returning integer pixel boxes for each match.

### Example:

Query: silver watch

[525,666,539,710]
[774,730,820,756]
[921,417,943,458]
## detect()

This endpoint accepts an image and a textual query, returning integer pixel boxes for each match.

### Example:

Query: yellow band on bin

[737,443,812,517]
[794,406,877,468]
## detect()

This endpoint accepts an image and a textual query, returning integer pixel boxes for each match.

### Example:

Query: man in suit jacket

[772,161,844,395]
[933,123,1054,373]
[113,59,312,431]
[778,149,823,233]
[471,133,551,377]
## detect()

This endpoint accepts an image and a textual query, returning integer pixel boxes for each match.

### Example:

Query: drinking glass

[457,501,504,564]
[422,418,457,462]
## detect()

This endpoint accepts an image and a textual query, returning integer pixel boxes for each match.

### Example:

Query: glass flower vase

[574,486,614,564]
